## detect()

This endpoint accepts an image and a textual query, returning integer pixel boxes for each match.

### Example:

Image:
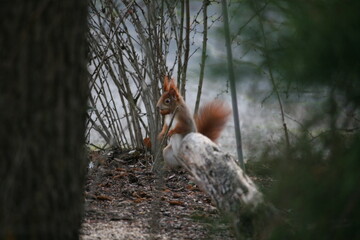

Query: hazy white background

[88,2,325,162]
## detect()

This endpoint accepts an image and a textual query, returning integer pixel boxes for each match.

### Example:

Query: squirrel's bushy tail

[194,100,231,142]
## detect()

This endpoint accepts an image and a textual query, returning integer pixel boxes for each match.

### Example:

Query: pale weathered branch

[177,133,276,239]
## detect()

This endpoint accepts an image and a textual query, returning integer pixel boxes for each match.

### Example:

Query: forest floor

[80,148,237,240]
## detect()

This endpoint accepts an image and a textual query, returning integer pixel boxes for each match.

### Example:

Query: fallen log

[177,133,276,239]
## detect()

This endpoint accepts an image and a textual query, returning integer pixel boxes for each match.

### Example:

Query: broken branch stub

[177,133,275,239]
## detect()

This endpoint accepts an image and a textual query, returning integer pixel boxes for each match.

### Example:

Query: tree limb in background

[221,0,245,170]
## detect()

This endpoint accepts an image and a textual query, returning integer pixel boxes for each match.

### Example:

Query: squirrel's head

[157,76,180,115]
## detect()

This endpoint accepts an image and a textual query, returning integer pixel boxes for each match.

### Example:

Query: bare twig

[180,0,191,99]
[176,0,185,87]
[194,0,209,115]
[253,1,290,149]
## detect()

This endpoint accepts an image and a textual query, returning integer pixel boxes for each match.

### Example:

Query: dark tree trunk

[0,1,88,239]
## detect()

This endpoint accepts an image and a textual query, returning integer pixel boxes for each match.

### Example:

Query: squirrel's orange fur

[157,76,231,168]
[157,76,197,139]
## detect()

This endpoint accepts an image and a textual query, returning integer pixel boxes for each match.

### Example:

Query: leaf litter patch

[81,148,235,240]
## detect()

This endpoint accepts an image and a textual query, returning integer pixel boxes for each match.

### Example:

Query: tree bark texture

[0,1,88,239]
[178,133,275,239]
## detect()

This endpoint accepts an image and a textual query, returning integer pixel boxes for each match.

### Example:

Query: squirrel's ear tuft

[163,76,170,91]
[168,88,178,99]
[169,78,177,90]
[168,78,180,99]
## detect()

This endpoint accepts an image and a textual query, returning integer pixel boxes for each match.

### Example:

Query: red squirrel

[157,76,231,168]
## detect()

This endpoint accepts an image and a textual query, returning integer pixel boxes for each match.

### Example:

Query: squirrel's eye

[164,98,171,104]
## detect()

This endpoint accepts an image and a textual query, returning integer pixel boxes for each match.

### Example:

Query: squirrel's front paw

[157,133,164,140]
[167,130,175,137]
